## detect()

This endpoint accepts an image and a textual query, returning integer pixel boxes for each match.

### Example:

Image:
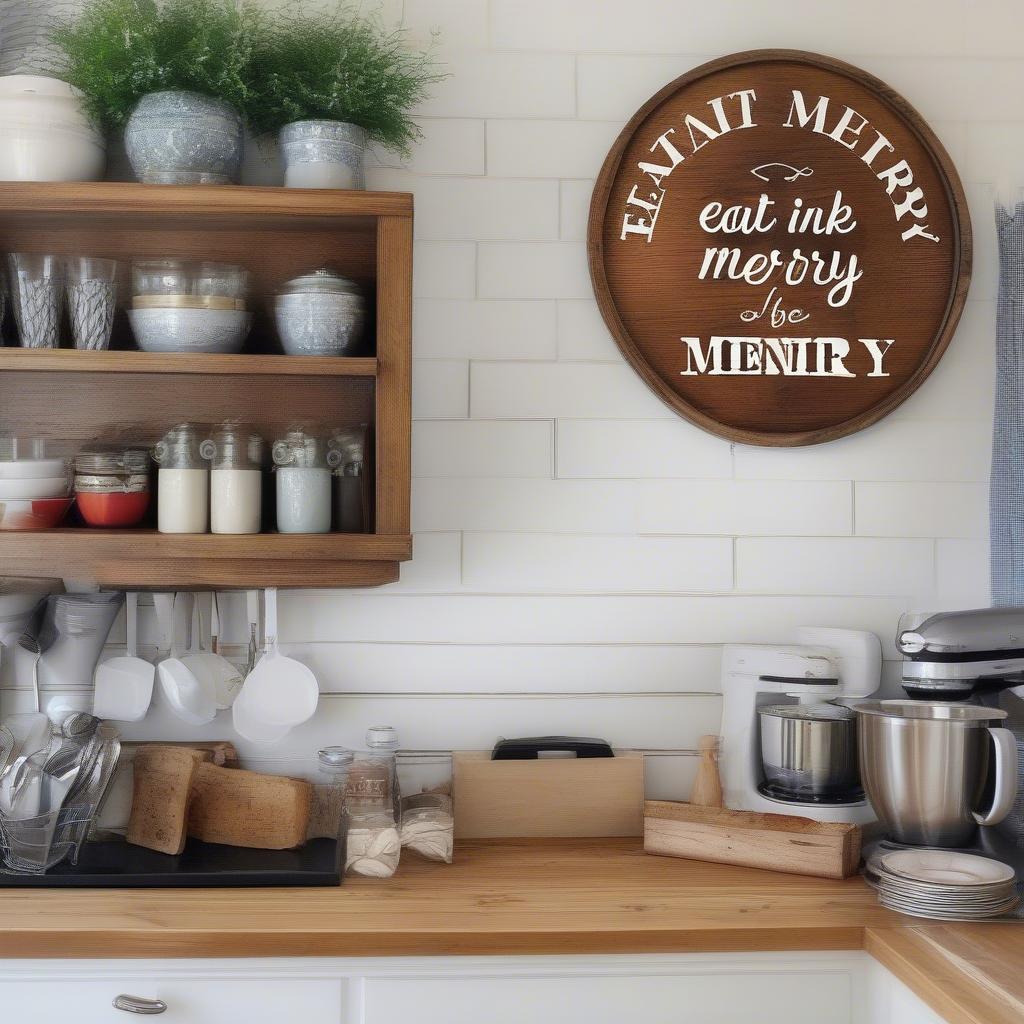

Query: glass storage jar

[200,422,264,535]
[345,727,402,878]
[308,746,354,841]
[153,423,209,534]
[272,428,332,534]
[327,424,368,533]
[73,445,150,527]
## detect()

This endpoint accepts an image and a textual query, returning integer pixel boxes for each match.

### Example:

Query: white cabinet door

[0,975,344,1023]
[363,970,855,1024]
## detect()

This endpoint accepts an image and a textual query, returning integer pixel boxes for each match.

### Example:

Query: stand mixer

[719,627,881,825]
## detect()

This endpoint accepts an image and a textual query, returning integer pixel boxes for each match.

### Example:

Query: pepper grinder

[689,734,723,807]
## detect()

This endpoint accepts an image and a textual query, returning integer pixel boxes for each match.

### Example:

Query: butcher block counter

[0,839,1017,1024]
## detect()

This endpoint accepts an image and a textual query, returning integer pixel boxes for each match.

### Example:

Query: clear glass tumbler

[8,253,63,349]
[65,256,118,351]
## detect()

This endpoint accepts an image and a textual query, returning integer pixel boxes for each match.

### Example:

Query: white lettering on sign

[679,337,894,377]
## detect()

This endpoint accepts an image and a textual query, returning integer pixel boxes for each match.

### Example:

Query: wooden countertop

[0,839,1017,1024]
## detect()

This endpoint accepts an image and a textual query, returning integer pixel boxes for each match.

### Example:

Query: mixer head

[898,607,1024,700]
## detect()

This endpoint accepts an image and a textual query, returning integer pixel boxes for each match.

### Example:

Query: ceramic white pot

[124,90,243,184]
[280,120,366,190]
[0,75,105,181]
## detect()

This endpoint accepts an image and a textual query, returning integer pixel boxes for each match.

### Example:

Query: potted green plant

[247,6,441,190]
[51,0,263,184]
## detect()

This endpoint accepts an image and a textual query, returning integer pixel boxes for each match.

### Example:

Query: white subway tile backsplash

[412,360,469,418]
[414,477,636,532]
[414,53,576,118]
[487,120,620,179]
[463,533,733,592]
[413,299,557,360]
[368,118,485,176]
[413,421,553,477]
[556,299,621,361]
[413,241,476,298]
[734,419,991,482]
[381,533,464,592]
[300,642,721,693]
[478,242,591,299]
[472,362,670,418]
[736,538,934,597]
[855,482,988,538]
[557,419,732,478]
[372,172,560,240]
[936,539,990,604]
[492,0,967,56]
[577,55,711,121]
[560,180,594,242]
[402,0,489,50]
[257,592,912,650]
[638,481,852,536]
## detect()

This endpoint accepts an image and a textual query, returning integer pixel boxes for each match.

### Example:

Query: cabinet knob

[113,994,168,1015]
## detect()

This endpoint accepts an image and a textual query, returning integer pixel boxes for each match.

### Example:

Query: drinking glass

[65,256,118,350]
[8,253,63,348]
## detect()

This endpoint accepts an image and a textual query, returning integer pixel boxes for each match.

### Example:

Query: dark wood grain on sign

[588,50,971,446]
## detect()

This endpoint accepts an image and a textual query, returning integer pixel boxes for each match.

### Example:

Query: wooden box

[644,800,862,879]
[453,751,644,839]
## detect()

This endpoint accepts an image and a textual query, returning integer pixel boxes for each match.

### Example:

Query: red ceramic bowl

[0,496,73,530]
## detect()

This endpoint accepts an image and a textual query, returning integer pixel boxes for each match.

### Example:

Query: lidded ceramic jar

[272,428,332,534]
[200,422,264,535]
[153,423,208,534]
[275,268,365,356]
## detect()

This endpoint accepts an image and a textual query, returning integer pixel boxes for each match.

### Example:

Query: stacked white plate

[869,849,1018,921]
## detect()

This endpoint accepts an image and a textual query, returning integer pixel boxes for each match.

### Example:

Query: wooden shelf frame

[0,183,413,589]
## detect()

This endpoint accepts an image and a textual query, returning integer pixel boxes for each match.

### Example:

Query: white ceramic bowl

[0,458,67,480]
[128,307,253,354]
[0,496,73,530]
[0,476,67,499]
[0,76,105,182]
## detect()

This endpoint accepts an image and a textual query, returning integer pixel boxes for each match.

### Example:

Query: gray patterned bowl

[129,307,252,354]
[275,292,365,356]
[280,120,365,190]
[124,90,243,185]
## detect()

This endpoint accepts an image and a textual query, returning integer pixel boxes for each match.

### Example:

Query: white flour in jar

[211,468,261,534]
[158,468,209,533]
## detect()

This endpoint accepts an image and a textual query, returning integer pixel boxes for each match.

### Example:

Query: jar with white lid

[327,424,367,533]
[153,423,208,534]
[200,422,264,535]
[272,428,331,534]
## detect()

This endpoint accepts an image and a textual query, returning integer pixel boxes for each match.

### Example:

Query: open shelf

[0,530,412,589]
[0,348,378,377]
[0,182,412,589]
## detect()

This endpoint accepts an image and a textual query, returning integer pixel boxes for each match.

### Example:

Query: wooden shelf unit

[0,183,413,589]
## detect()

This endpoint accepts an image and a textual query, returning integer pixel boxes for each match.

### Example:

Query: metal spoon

[16,633,41,713]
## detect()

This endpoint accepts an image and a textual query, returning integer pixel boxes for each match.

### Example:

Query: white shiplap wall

[6,0,1019,799]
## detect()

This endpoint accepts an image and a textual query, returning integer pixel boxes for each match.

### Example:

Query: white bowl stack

[0,454,72,530]
[868,849,1019,920]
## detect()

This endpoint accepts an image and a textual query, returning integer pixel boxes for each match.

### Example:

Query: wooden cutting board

[187,764,311,850]
[644,800,862,879]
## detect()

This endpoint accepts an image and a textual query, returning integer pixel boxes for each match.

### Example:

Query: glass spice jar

[271,428,331,534]
[73,445,151,528]
[200,422,264,535]
[327,424,368,533]
[152,423,209,534]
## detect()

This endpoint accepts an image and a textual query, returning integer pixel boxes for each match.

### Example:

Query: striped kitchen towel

[991,204,1024,606]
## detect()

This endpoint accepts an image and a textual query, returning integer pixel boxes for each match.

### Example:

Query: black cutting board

[0,837,343,887]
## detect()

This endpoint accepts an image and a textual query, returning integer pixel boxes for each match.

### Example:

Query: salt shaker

[201,422,264,535]
[272,428,331,534]
[152,423,208,534]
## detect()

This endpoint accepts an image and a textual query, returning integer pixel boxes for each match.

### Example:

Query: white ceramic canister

[272,429,332,534]
[201,422,264,535]
[153,423,209,534]
[0,75,105,181]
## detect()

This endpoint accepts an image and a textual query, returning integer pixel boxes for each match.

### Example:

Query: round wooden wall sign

[588,50,971,446]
